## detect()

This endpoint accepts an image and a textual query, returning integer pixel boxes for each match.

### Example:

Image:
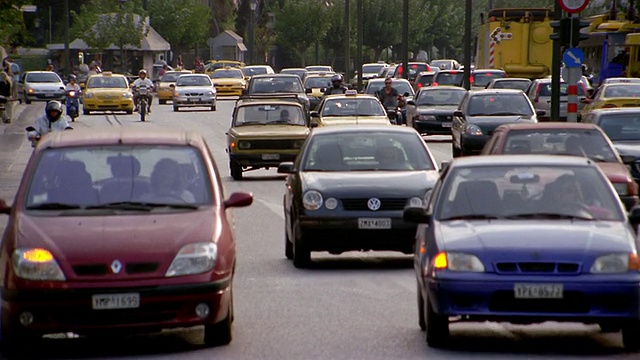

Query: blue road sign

[563,47,585,68]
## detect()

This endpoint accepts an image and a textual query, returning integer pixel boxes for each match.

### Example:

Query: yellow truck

[475,8,554,79]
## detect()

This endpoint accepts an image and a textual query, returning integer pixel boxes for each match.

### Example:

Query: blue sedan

[404,155,640,350]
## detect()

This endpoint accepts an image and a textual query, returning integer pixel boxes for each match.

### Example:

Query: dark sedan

[452,89,540,157]
[409,86,467,135]
[581,108,640,184]
[404,155,640,350]
[278,126,439,268]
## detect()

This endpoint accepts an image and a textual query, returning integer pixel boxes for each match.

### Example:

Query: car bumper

[1,279,231,335]
[230,153,299,167]
[157,90,173,100]
[26,93,65,101]
[427,276,640,322]
[173,96,216,106]
[460,134,490,155]
[297,216,416,253]
[83,100,134,111]
[414,120,453,135]
[215,87,243,96]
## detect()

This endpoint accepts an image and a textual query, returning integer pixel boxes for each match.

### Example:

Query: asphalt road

[0,100,635,359]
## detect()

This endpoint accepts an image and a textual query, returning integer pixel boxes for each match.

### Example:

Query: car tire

[418,283,426,331]
[83,108,90,115]
[126,109,133,115]
[425,294,449,348]
[210,106,215,111]
[451,142,461,158]
[230,160,243,180]
[173,106,179,112]
[292,223,311,268]
[622,321,640,351]
[285,217,293,260]
[159,99,166,105]
[24,92,31,104]
[203,293,233,347]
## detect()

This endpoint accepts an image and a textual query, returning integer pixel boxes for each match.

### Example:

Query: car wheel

[126,109,133,115]
[292,223,311,268]
[24,92,31,104]
[83,108,90,115]
[173,106,179,112]
[417,283,426,331]
[210,106,215,111]
[622,321,640,351]
[451,142,461,158]
[230,160,243,180]
[285,214,293,260]
[599,323,620,333]
[203,290,233,347]
[159,99,166,105]
[425,293,449,348]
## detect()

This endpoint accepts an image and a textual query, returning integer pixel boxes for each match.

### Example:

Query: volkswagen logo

[367,197,381,211]
[111,260,123,274]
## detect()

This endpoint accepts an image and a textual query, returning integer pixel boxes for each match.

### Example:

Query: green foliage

[148,0,211,54]
[275,0,332,66]
[0,0,29,48]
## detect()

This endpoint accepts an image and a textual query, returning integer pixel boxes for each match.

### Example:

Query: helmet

[139,69,147,76]
[68,74,76,82]
[331,74,343,83]
[45,100,63,121]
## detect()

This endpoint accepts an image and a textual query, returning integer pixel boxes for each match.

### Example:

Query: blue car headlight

[430,252,485,273]
[591,253,640,273]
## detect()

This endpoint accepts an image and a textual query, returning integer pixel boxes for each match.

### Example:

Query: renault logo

[367,197,381,211]
[111,260,123,274]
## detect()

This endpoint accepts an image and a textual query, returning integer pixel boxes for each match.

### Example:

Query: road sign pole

[566,67,582,122]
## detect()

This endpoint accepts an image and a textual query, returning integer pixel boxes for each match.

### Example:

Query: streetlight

[249,0,257,65]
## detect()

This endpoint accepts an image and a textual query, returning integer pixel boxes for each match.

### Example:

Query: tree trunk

[374,47,383,62]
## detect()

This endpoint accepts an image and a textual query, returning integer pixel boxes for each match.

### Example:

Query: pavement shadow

[303,254,413,271]
[229,175,286,182]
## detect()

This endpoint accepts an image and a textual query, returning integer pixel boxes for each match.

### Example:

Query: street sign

[559,0,589,14]
[563,47,585,68]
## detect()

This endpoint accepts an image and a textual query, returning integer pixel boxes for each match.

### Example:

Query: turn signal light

[433,252,448,269]
[22,248,54,263]
[629,254,640,271]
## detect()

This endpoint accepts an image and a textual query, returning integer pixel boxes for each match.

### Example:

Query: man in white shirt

[26,101,73,144]
[132,69,154,113]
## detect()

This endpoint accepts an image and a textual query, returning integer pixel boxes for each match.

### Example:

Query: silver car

[17,71,66,104]
[171,74,217,112]
[525,77,588,121]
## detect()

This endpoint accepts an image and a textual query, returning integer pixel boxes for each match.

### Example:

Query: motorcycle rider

[65,74,82,93]
[0,65,12,124]
[324,74,348,96]
[132,69,154,113]
[26,101,73,142]
[375,79,405,124]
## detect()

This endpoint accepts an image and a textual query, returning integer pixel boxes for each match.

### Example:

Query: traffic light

[570,18,590,47]
[550,18,571,47]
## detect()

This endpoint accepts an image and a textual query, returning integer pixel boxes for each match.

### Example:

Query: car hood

[13,209,217,280]
[229,125,310,138]
[321,116,391,126]
[437,220,635,261]
[301,170,438,196]
[416,105,458,114]
[86,88,129,94]
[596,161,633,183]
[175,86,214,93]
[27,83,64,91]
[614,141,640,157]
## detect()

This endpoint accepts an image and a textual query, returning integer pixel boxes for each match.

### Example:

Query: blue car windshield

[436,165,624,221]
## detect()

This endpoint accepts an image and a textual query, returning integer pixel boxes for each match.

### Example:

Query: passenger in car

[99,155,150,203]
[144,158,195,203]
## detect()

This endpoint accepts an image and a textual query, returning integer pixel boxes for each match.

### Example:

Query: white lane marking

[256,198,284,218]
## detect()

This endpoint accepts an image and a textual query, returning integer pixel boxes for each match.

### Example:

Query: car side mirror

[310,111,319,118]
[277,162,295,174]
[0,199,11,215]
[403,206,431,224]
[407,100,416,106]
[580,98,591,104]
[453,110,463,117]
[245,76,251,81]
[223,192,253,208]
[404,92,410,97]
[536,110,546,117]
[305,88,312,94]
[629,206,640,225]
[440,160,450,173]
[621,154,636,165]
[169,84,175,88]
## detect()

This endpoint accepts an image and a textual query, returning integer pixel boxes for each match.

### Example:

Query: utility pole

[344,0,350,83]
[401,0,408,80]
[356,0,363,91]
[551,2,562,121]
[463,0,472,90]
[64,0,70,77]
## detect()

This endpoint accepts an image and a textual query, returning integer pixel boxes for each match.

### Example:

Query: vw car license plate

[514,284,563,299]
[358,218,392,229]
[262,154,280,160]
[92,293,140,310]
[441,123,452,128]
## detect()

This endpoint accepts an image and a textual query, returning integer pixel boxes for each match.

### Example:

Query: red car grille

[47,302,182,326]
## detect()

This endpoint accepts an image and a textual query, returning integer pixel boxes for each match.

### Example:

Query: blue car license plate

[514,283,563,299]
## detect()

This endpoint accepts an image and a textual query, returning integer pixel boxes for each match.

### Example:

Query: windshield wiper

[86,201,199,210]
[440,214,504,221]
[504,213,594,221]
[237,121,266,126]
[27,202,82,210]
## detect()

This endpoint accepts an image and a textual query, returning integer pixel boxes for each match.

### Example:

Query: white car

[16,71,66,104]
[171,74,217,111]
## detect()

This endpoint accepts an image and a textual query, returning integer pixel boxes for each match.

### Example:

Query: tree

[209,0,236,37]
[275,0,331,66]
[0,0,29,49]
[148,0,211,61]
[362,0,402,61]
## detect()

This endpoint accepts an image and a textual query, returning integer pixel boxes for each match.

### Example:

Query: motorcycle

[0,95,8,124]
[137,85,150,122]
[386,106,404,125]
[66,90,80,122]
[25,126,40,148]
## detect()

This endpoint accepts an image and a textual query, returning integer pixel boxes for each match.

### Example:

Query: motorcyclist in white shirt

[132,69,154,113]
[26,101,73,144]
[65,74,82,93]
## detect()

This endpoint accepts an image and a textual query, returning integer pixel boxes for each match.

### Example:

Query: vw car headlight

[303,190,323,210]
[12,248,65,281]
[408,197,423,207]
[465,124,483,136]
[613,183,629,196]
[431,252,485,272]
[418,115,436,121]
[591,253,639,273]
[166,242,218,277]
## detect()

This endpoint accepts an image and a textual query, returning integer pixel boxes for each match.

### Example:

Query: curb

[2,103,30,135]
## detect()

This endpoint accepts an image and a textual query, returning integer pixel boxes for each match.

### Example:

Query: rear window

[538,83,586,97]
[472,72,506,87]
[491,80,531,91]
[416,74,435,87]
[434,72,464,86]
[604,85,640,98]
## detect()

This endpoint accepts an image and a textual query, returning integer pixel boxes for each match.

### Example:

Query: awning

[237,43,248,52]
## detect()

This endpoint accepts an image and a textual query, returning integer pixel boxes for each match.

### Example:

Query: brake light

[469,75,474,84]
[534,83,541,103]
[603,104,617,108]
[417,83,423,88]
[432,82,438,87]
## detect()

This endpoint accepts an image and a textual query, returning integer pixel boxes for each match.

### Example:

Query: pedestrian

[0,65,12,124]
[176,55,184,70]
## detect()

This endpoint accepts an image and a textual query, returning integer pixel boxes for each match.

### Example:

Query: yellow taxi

[581,83,640,118]
[156,70,192,104]
[205,60,245,76]
[310,91,392,127]
[82,72,134,115]
[303,72,335,110]
[211,68,248,96]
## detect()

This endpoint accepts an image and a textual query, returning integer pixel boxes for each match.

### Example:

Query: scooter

[66,90,80,122]
[386,106,403,125]
[137,85,150,122]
